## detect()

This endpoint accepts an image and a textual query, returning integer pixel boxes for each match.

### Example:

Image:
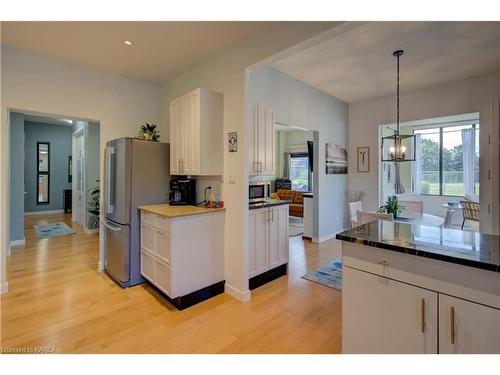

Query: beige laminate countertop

[138,204,225,218]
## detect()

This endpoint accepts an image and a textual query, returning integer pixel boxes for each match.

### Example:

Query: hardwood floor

[1,213,342,353]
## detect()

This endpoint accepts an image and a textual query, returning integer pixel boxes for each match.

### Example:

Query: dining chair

[357,211,394,225]
[400,200,424,215]
[349,201,363,227]
[460,200,480,230]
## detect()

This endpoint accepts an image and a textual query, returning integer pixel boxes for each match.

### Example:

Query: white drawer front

[140,224,155,255]
[140,250,155,283]
[154,230,171,265]
[155,259,172,296]
[141,212,156,227]
[155,215,171,233]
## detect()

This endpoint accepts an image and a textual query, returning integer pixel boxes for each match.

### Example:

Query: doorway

[73,128,85,225]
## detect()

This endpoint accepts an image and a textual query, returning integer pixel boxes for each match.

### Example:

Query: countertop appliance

[103,138,170,287]
[169,178,196,205]
[249,181,270,204]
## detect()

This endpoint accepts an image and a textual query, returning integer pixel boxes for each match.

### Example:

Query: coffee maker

[169,178,196,205]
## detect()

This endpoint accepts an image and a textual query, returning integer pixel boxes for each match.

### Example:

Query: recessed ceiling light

[124,40,133,46]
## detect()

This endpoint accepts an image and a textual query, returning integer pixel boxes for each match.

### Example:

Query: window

[413,124,479,196]
[37,142,50,204]
[289,153,311,192]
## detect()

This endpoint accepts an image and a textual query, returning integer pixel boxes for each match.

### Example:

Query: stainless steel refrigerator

[103,138,170,287]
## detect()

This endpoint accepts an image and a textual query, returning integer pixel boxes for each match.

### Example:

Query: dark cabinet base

[249,264,287,290]
[147,280,225,311]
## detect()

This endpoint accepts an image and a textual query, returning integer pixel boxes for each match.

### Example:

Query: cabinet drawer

[141,212,156,227]
[154,215,171,233]
[155,259,172,296]
[140,224,155,255]
[154,229,171,265]
[140,250,155,283]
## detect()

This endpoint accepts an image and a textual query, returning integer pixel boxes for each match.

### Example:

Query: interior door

[342,266,438,353]
[72,130,85,225]
[439,294,500,353]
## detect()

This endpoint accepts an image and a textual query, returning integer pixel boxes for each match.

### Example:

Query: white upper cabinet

[249,103,275,176]
[170,88,223,176]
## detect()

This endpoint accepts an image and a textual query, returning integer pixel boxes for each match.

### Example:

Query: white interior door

[72,130,85,225]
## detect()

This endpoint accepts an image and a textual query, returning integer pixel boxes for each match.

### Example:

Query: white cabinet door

[248,209,270,278]
[182,91,200,175]
[439,294,500,353]
[250,104,275,176]
[343,266,438,353]
[269,205,289,269]
[170,99,182,174]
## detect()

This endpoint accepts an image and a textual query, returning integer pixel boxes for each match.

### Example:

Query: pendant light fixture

[381,49,416,162]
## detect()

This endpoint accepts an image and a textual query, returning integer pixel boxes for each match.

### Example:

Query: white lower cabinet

[343,266,438,354]
[139,210,224,299]
[249,204,289,278]
[439,294,500,353]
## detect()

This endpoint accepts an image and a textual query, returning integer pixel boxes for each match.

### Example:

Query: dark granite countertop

[336,220,500,273]
[249,199,291,210]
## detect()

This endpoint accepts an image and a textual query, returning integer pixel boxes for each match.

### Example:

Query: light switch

[227,173,236,184]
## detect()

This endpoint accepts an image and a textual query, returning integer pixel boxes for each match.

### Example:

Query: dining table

[393,212,445,227]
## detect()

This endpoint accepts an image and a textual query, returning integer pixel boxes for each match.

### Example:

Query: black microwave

[249,182,270,204]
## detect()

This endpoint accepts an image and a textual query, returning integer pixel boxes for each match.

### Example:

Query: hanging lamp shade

[380,50,416,162]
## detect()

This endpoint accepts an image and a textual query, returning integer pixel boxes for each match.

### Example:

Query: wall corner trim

[224,283,251,302]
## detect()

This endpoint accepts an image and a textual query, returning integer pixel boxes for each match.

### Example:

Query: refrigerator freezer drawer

[104,219,130,284]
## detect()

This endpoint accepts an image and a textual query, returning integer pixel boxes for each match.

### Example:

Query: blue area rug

[34,222,76,239]
[301,257,342,291]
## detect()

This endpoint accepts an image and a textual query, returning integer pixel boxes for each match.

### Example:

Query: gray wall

[24,122,72,212]
[248,66,349,239]
[9,112,25,242]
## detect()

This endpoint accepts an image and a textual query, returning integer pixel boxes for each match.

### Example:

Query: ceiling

[24,114,76,126]
[1,21,264,85]
[271,22,500,103]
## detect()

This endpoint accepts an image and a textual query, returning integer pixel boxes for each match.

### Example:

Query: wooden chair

[399,200,424,215]
[460,200,480,230]
[349,201,363,227]
[357,211,394,225]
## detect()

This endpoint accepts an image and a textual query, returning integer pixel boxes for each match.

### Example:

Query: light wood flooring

[1,213,342,353]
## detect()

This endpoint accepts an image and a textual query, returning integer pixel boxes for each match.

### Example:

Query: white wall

[348,72,500,234]
[248,66,349,240]
[159,22,338,301]
[0,46,162,293]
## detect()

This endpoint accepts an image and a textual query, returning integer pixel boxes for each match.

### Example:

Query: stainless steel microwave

[249,181,270,203]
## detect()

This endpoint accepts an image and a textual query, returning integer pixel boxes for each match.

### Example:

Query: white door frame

[72,128,85,226]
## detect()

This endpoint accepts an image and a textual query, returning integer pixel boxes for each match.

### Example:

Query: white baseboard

[84,227,99,235]
[0,282,8,294]
[225,284,251,302]
[10,238,25,247]
[312,233,337,243]
[24,210,64,216]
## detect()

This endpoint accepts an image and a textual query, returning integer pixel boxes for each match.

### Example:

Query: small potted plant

[378,195,404,218]
[138,123,160,142]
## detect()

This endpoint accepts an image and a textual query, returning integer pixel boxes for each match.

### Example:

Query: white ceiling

[24,114,75,126]
[1,21,264,85]
[271,22,500,103]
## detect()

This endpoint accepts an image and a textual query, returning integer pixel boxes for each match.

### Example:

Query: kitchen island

[336,220,500,354]
[138,204,225,309]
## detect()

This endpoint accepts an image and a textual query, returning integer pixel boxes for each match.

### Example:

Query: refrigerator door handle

[106,146,115,214]
[102,218,122,232]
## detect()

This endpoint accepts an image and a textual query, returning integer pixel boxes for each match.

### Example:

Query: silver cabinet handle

[420,298,425,333]
[376,260,389,266]
[450,306,455,344]
[270,208,274,222]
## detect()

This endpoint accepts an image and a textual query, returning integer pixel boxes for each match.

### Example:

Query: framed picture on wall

[325,143,348,174]
[357,147,370,173]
